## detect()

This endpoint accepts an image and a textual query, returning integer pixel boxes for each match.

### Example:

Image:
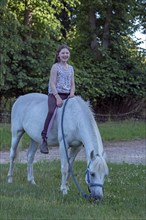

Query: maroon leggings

[41,93,69,140]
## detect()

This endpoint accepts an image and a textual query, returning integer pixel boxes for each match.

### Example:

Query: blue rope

[61,98,90,199]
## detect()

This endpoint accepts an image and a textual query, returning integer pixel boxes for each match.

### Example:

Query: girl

[40,44,75,154]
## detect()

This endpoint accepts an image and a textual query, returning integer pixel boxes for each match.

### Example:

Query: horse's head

[85,150,109,201]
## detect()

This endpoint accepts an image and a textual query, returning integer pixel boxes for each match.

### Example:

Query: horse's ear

[102,151,107,161]
[90,150,95,160]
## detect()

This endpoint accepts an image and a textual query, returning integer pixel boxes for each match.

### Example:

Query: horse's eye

[90,172,95,177]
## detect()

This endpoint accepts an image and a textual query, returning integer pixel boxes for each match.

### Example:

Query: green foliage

[0,0,80,97]
[74,47,146,101]
[0,6,56,97]
[70,0,146,108]
[0,0,145,114]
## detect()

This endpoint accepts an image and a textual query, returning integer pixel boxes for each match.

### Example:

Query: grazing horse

[7,93,108,200]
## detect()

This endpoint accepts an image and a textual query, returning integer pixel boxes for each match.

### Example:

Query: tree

[0,0,80,98]
[0,0,145,116]
[0,0,60,98]
[68,0,146,114]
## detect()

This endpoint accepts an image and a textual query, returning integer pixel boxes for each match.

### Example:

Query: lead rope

[61,97,90,199]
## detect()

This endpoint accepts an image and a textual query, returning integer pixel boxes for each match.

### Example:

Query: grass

[0,120,145,219]
[0,120,145,151]
[99,120,146,141]
[0,161,145,220]
[0,124,30,151]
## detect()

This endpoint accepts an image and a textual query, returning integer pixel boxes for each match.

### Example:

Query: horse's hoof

[62,189,68,195]
[28,179,36,185]
[31,181,36,185]
[61,186,68,195]
[8,176,13,184]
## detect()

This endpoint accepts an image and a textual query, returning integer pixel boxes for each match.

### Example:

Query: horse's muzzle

[88,186,104,201]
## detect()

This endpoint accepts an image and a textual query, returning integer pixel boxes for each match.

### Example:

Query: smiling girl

[40,44,75,154]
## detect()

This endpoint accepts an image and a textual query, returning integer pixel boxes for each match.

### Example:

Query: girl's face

[58,48,70,63]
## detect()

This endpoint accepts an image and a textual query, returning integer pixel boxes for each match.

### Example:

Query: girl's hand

[56,95,63,107]
[69,93,75,98]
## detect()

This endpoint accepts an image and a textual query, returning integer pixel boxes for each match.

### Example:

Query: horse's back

[12,93,47,119]
[13,93,47,108]
[11,93,94,144]
[11,93,48,136]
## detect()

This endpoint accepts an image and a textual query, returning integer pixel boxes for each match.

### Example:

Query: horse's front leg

[27,139,38,184]
[59,140,69,195]
[66,145,82,181]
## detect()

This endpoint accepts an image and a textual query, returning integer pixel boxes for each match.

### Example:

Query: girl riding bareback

[40,44,75,154]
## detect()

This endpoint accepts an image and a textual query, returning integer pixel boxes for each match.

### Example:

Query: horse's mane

[74,96,103,155]
[95,157,108,174]
[75,96,96,127]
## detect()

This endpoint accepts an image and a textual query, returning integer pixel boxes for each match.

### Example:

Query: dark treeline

[0,0,146,116]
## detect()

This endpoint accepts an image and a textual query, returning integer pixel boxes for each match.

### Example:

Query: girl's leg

[59,93,69,101]
[40,94,56,154]
[40,93,69,154]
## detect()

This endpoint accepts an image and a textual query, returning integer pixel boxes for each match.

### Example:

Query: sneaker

[40,140,49,154]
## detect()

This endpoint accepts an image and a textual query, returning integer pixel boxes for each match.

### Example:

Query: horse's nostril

[93,195,101,201]
[90,192,102,201]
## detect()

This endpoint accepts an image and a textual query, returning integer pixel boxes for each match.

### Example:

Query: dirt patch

[104,139,146,164]
[0,139,145,165]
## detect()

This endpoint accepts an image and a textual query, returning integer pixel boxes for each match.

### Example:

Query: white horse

[7,93,108,200]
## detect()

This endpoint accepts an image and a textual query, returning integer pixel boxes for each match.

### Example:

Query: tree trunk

[24,0,32,37]
[24,8,32,26]
[89,7,101,59]
[102,5,112,49]
[89,7,97,50]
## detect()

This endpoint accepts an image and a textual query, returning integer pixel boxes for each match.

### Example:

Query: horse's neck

[78,113,103,161]
[93,123,104,156]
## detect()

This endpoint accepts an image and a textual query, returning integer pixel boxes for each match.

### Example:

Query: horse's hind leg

[8,130,24,183]
[27,139,38,184]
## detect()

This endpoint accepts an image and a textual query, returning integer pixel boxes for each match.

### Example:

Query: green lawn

[0,120,145,151]
[0,120,145,219]
[0,161,145,220]
[99,120,146,141]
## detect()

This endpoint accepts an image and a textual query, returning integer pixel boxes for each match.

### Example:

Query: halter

[85,161,104,190]
[61,98,104,200]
